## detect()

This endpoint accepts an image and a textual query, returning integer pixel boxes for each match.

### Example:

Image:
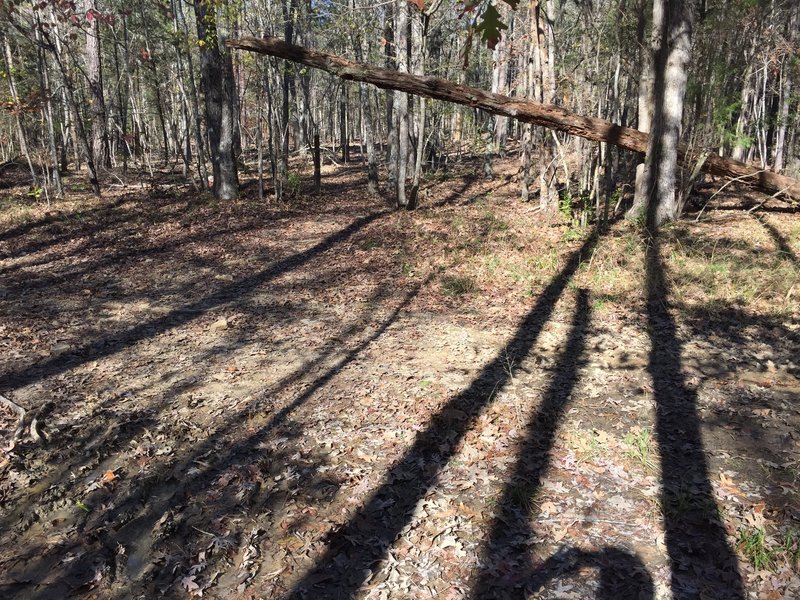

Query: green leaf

[477,4,508,50]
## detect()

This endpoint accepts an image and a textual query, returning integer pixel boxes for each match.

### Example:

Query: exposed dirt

[1,160,799,599]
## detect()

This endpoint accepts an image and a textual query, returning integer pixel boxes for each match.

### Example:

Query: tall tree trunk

[278,0,296,200]
[491,10,509,155]
[2,36,36,184]
[520,1,539,202]
[173,0,208,184]
[339,84,349,162]
[409,7,426,208]
[631,0,654,213]
[137,4,171,166]
[33,23,63,197]
[43,16,101,196]
[773,7,796,173]
[394,0,410,208]
[110,19,128,174]
[85,0,109,168]
[534,0,557,209]
[194,0,238,200]
[639,0,694,227]
[385,6,397,186]
[731,48,755,162]
[355,38,378,194]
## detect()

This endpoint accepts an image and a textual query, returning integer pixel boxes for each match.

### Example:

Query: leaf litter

[0,160,798,598]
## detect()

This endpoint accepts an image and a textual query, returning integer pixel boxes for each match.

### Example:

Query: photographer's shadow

[525,546,654,600]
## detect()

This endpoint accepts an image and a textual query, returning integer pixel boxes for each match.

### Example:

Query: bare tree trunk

[174,0,208,184]
[43,19,101,196]
[639,0,694,227]
[385,8,396,181]
[394,0,410,208]
[33,23,63,197]
[2,36,36,184]
[278,0,296,199]
[195,0,238,200]
[732,50,755,162]
[409,7,427,208]
[85,0,110,169]
[631,0,655,213]
[355,38,378,194]
[520,2,539,203]
[773,7,796,173]
[339,84,349,162]
[137,4,171,166]
[535,0,557,209]
[491,9,509,155]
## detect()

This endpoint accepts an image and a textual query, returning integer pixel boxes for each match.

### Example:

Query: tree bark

[33,23,63,197]
[409,7,426,208]
[394,0,410,209]
[637,0,694,227]
[536,0,558,209]
[195,0,238,200]
[773,6,797,174]
[85,0,110,169]
[2,36,36,185]
[355,38,378,194]
[173,0,208,184]
[227,36,800,201]
[42,17,101,196]
[631,0,655,213]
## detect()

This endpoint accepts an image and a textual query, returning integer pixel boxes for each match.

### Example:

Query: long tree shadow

[0,210,389,396]
[287,231,599,598]
[470,290,653,599]
[5,279,424,599]
[471,290,591,596]
[645,232,744,599]
[752,213,800,266]
[0,194,135,244]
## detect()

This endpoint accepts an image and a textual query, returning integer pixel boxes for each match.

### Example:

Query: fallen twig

[746,184,795,214]
[0,393,27,452]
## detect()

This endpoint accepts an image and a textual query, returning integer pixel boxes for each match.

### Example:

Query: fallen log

[227,36,800,202]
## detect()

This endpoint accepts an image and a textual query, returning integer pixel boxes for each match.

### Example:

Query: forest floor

[1,156,799,600]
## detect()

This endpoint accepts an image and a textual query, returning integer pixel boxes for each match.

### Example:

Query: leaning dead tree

[228,36,800,202]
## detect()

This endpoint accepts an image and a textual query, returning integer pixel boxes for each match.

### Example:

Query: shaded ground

[1,160,799,599]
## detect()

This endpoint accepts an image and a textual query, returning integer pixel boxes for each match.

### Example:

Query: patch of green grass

[707,261,730,275]
[562,226,587,243]
[623,427,657,473]
[738,527,773,570]
[780,528,800,568]
[483,253,501,274]
[735,526,800,572]
[450,215,466,231]
[530,249,559,273]
[400,260,414,276]
[441,274,479,296]
[363,299,380,311]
